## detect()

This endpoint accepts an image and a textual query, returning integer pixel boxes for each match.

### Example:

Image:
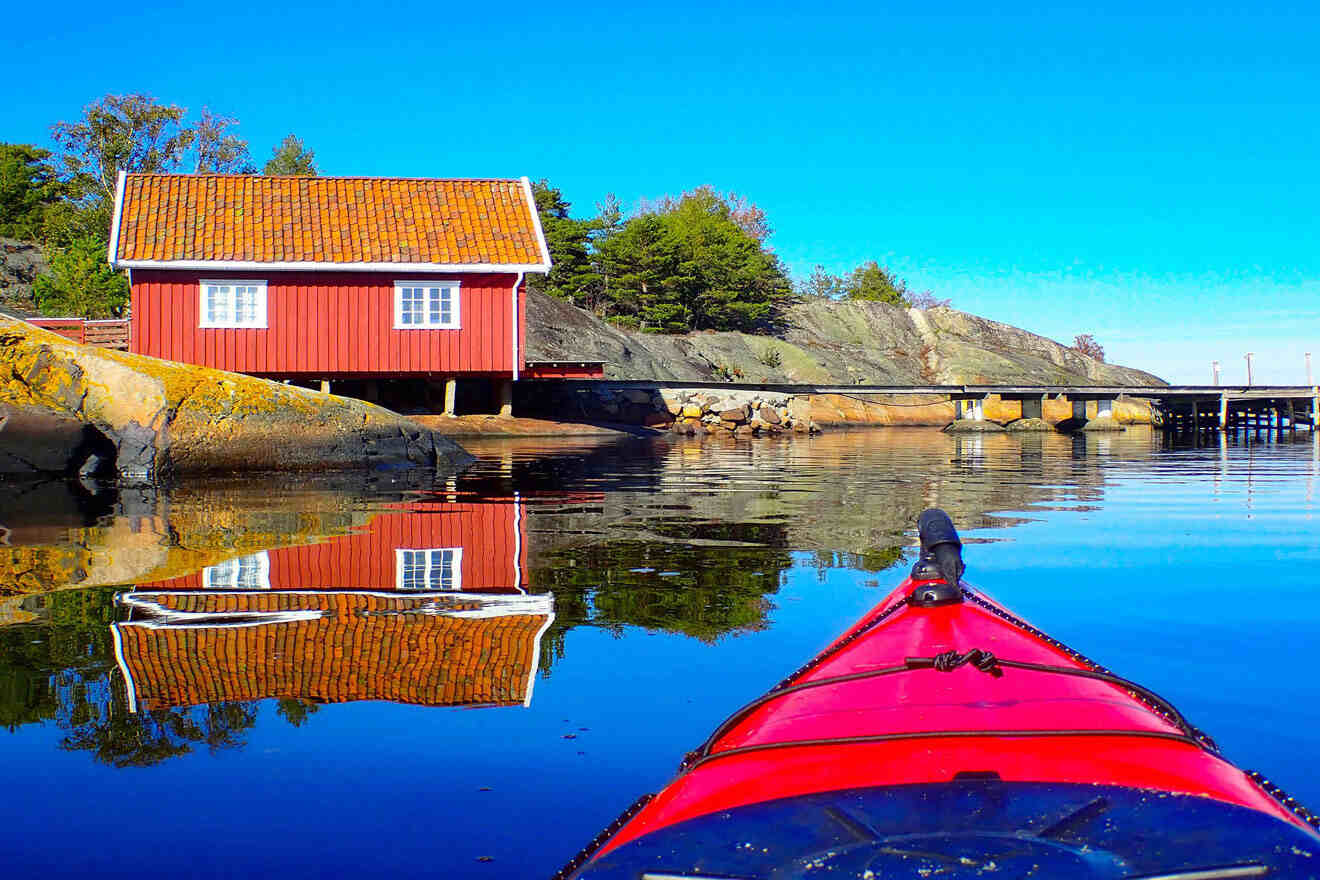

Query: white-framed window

[393,281,460,329]
[395,548,462,591]
[202,551,271,589]
[199,280,267,328]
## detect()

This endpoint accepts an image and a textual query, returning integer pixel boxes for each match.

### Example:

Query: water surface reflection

[1,428,1317,877]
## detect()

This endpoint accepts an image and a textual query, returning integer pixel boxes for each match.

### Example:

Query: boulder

[944,420,1007,433]
[1081,416,1126,432]
[1005,418,1055,432]
[0,316,474,480]
[758,406,781,425]
[719,405,750,423]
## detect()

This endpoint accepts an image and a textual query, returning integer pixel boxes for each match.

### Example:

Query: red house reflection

[138,499,529,593]
[112,496,582,713]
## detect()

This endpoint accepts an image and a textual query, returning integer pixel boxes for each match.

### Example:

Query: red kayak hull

[594,578,1315,857]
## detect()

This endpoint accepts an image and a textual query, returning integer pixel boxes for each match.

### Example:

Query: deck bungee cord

[683,641,1210,772]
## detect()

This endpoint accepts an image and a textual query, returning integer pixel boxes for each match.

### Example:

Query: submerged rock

[1080,416,1127,432]
[1005,418,1056,432]
[943,420,1007,433]
[0,316,474,480]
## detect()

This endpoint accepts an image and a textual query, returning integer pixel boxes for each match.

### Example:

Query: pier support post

[319,379,331,394]
[497,379,514,417]
[1072,399,1087,421]
[444,378,458,417]
[956,397,986,421]
[1219,393,1228,432]
[1021,396,1044,420]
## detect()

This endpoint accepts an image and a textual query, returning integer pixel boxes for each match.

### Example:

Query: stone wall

[530,385,819,437]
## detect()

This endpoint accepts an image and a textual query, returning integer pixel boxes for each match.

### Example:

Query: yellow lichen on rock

[0,316,473,478]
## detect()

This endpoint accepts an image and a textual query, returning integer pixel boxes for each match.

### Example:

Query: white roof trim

[110,622,138,714]
[107,170,127,268]
[523,609,556,708]
[116,259,549,273]
[520,176,554,270]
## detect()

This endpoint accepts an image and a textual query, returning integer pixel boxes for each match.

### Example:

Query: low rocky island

[0,316,473,479]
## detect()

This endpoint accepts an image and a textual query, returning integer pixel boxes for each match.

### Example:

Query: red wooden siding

[140,500,529,592]
[129,269,525,376]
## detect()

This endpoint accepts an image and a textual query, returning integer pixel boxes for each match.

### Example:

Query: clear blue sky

[4,0,1317,383]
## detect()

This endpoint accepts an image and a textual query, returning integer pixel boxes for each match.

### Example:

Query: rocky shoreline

[0,317,473,480]
[520,383,1154,439]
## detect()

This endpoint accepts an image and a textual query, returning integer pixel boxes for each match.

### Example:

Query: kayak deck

[594,579,1316,857]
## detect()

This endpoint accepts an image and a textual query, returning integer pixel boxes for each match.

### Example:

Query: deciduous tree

[51,93,193,200]
[192,108,252,173]
[1073,334,1105,362]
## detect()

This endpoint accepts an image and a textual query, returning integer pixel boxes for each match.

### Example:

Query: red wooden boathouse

[107,172,561,411]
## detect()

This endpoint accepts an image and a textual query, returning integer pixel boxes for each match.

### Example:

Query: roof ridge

[114,172,550,267]
[124,172,526,182]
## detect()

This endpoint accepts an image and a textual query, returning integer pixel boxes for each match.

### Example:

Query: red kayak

[558,509,1320,879]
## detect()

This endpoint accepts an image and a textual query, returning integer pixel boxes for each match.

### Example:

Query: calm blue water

[1,427,1317,877]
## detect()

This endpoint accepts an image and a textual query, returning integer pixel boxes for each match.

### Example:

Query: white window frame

[394,547,463,591]
[199,279,268,329]
[202,551,272,589]
[393,280,461,329]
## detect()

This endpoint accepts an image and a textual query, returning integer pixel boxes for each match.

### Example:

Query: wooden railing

[26,317,130,350]
[84,319,130,350]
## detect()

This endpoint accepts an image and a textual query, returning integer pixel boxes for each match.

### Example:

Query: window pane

[235,287,252,324]
[207,286,227,323]
[237,557,261,588]
[400,550,420,590]
[206,559,235,588]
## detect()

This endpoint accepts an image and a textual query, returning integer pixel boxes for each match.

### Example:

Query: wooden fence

[26,318,130,350]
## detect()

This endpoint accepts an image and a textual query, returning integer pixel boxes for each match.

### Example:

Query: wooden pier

[549,379,1320,435]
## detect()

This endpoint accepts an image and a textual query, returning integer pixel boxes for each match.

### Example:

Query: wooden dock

[549,379,1320,435]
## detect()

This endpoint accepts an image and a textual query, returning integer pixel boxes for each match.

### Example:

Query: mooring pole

[1212,360,1220,385]
[1245,352,1255,386]
[1307,352,1313,387]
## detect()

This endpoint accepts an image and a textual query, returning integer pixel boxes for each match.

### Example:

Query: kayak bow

[558,509,1320,880]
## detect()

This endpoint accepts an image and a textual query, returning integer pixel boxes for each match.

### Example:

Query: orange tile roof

[111,174,550,269]
[114,591,553,709]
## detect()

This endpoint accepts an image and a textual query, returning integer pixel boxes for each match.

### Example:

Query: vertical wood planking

[130,270,517,376]
[137,502,524,592]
